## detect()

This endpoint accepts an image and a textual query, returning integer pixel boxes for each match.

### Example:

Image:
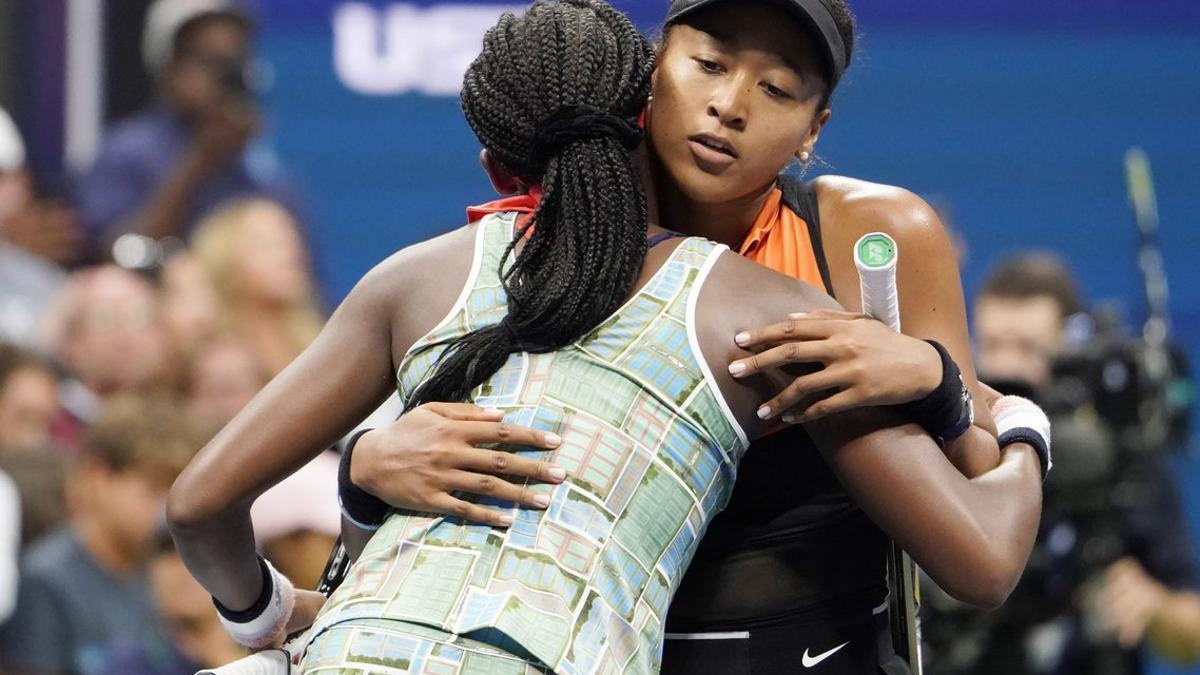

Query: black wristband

[212,555,273,622]
[338,428,390,529]
[898,340,973,446]
[998,427,1052,481]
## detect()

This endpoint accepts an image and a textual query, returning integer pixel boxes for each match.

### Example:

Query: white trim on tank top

[686,245,751,451]
[394,214,494,379]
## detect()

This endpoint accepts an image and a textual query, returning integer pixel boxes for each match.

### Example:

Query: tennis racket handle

[854,232,901,332]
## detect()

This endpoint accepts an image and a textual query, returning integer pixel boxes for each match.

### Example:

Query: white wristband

[992,395,1052,478]
[215,558,297,650]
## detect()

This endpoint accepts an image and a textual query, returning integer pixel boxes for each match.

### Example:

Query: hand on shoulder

[813,175,998,436]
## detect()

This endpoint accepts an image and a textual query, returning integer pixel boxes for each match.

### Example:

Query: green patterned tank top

[311,213,749,674]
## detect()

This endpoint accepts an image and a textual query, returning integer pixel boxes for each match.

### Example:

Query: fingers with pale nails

[351,402,568,528]
[728,311,943,423]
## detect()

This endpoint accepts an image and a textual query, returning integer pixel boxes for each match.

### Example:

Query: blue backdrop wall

[256,2,1200,337]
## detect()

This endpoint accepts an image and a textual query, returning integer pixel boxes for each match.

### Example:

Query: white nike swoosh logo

[801,641,849,668]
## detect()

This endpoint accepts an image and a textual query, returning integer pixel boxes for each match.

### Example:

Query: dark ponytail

[407,0,655,409]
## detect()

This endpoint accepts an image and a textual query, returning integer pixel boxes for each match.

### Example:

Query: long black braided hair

[407,0,655,409]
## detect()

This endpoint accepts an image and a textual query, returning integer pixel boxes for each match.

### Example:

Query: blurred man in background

[101,532,245,675]
[922,253,1200,674]
[41,266,171,447]
[74,0,299,261]
[0,397,202,675]
[973,254,1082,390]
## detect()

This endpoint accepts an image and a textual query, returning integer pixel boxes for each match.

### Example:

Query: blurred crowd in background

[0,1,1197,675]
[0,4,342,673]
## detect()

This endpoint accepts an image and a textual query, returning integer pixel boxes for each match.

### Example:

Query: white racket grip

[854,232,901,332]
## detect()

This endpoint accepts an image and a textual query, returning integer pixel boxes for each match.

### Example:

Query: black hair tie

[531,104,642,158]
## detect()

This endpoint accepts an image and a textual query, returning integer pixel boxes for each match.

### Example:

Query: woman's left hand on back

[728,308,943,423]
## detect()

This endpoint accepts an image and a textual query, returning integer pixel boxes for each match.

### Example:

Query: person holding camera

[924,252,1200,674]
[74,0,300,262]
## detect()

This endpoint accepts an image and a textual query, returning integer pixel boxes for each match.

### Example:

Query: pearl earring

[799,151,812,163]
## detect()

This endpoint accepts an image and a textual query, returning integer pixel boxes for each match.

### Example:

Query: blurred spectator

[4,173,86,268]
[0,397,203,675]
[0,343,60,450]
[190,198,323,375]
[74,0,300,260]
[974,253,1083,388]
[0,107,68,348]
[102,532,244,674]
[0,446,68,546]
[924,253,1200,674]
[159,253,222,358]
[181,333,263,434]
[41,266,170,447]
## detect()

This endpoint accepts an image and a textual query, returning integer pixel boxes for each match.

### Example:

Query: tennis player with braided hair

[168,1,1043,672]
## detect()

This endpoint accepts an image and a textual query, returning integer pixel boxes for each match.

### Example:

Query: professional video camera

[921,150,1194,675]
[922,316,1192,675]
[1048,310,1191,462]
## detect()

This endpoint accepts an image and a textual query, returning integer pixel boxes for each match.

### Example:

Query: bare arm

[166,254,399,609]
[701,252,1042,609]
[120,149,221,242]
[807,408,1041,608]
[822,179,1000,471]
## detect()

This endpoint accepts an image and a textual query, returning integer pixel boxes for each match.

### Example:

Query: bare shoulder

[811,176,959,311]
[692,248,841,434]
[705,248,841,326]
[813,175,946,247]
[337,223,482,363]
[351,224,480,306]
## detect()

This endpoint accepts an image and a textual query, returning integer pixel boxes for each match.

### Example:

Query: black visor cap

[664,0,847,89]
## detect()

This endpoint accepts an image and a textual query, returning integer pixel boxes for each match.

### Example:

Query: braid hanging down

[408,0,655,409]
